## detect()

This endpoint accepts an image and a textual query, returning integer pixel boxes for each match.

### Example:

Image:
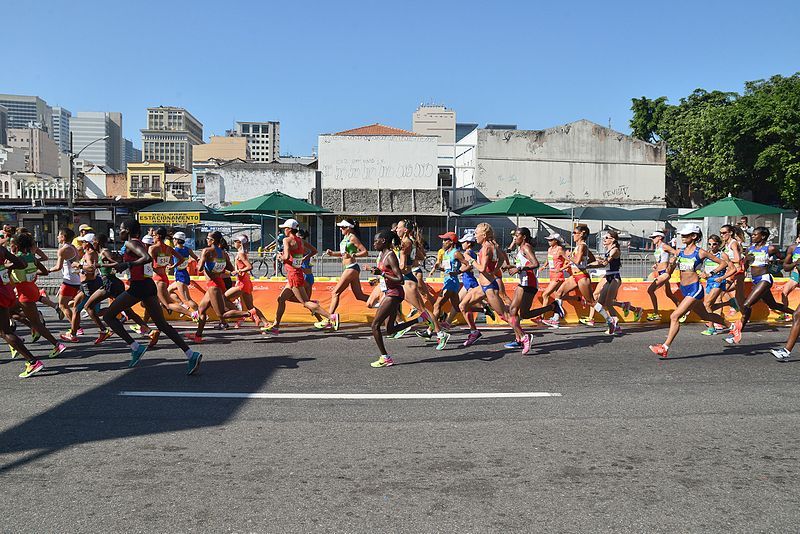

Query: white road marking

[119,391,562,400]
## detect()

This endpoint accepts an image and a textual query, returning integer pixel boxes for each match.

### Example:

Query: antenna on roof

[608,117,612,129]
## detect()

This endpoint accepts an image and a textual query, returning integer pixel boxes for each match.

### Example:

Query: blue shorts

[481,279,500,293]
[706,276,726,291]
[175,269,191,285]
[462,274,478,290]
[753,273,773,287]
[680,281,704,300]
[305,273,314,286]
[442,275,460,294]
[791,271,800,283]
[657,269,668,276]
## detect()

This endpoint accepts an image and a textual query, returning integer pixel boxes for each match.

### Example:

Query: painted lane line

[119,391,562,400]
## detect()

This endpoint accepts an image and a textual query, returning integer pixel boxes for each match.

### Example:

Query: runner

[645,231,679,321]
[699,234,733,335]
[8,232,66,358]
[724,226,794,345]
[321,218,369,327]
[537,233,568,327]
[102,219,202,374]
[62,233,111,342]
[459,222,531,353]
[780,234,800,321]
[1,245,44,377]
[649,224,740,359]
[369,229,440,368]
[225,234,268,327]
[262,219,338,334]
[49,228,81,330]
[719,224,745,314]
[417,231,466,339]
[150,227,193,318]
[505,227,540,348]
[167,231,199,317]
[592,231,643,334]
[275,228,327,325]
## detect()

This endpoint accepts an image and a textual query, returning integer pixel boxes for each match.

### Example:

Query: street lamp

[68,132,110,212]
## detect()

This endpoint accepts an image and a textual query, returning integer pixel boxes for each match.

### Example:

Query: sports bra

[654,244,670,264]
[479,244,498,273]
[748,245,769,268]
[605,249,621,274]
[677,247,703,272]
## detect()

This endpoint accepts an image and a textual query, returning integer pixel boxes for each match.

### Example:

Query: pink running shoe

[462,330,482,347]
[521,334,532,355]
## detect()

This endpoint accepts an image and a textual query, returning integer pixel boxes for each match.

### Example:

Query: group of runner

[2,217,800,378]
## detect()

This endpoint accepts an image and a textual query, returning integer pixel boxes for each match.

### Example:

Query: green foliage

[630,74,800,208]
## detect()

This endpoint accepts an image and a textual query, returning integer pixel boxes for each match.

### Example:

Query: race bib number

[212,260,226,273]
[156,255,171,267]
[176,257,190,270]
[379,276,388,292]
[143,263,154,277]
[442,259,451,271]
[0,270,10,284]
[677,258,695,271]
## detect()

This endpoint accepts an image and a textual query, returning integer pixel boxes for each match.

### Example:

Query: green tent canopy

[678,196,787,219]
[219,191,329,215]
[462,194,565,225]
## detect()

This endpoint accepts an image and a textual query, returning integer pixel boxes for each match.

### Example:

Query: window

[241,124,250,133]
[151,176,161,192]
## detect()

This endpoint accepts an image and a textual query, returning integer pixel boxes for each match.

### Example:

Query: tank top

[605,249,621,274]
[547,247,564,272]
[173,245,191,271]
[339,236,358,256]
[11,251,38,283]
[571,244,588,271]
[60,245,80,285]
[204,246,226,277]
[124,239,154,281]
[677,247,703,272]
[479,243,498,274]
[792,246,800,264]
[442,247,461,277]
[516,248,533,269]
[703,251,723,279]
[285,238,305,271]
[0,255,9,286]
[152,243,172,275]
[377,250,402,292]
[748,244,769,268]
[99,250,115,277]
[653,244,670,264]
[236,254,251,283]
[461,249,478,285]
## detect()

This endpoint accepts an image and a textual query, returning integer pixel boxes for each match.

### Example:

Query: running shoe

[725,320,743,344]
[415,329,433,340]
[771,347,791,362]
[60,332,79,343]
[606,317,618,336]
[313,319,330,330]
[128,345,147,368]
[578,317,595,327]
[435,332,450,351]
[214,322,229,330]
[19,360,44,378]
[462,330,482,347]
[419,311,435,331]
[249,309,261,326]
[552,299,565,320]
[370,355,394,368]
[261,325,280,335]
[49,343,67,358]
[187,351,203,375]
[330,313,340,331]
[392,326,412,339]
[147,330,160,349]
[621,301,631,317]
[646,312,661,322]
[31,331,41,343]
[94,330,112,345]
[483,305,496,321]
[76,328,84,336]
[521,334,532,355]
[614,324,623,335]
[542,317,560,329]
[9,345,18,359]
[130,324,143,335]
[678,312,689,324]
[504,340,522,349]
[785,313,793,322]
[233,319,244,329]
[190,311,200,323]
[649,344,669,359]
[184,333,204,343]
[633,307,643,322]
[701,326,717,336]
[440,320,452,331]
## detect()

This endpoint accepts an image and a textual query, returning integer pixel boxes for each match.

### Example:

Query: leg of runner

[772,306,800,361]
[1,306,43,377]
[19,301,65,357]
[483,287,531,354]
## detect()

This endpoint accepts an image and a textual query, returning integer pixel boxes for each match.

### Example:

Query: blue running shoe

[504,340,522,349]
[128,345,148,368]
[187,351,202,375]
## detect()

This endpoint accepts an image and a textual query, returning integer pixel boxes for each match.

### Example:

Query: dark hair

[156,226,168,238]
[341,218,360,238]
[208,231,223,245]
[515,227,533,246]
[60,227,75,241]
[220,237,229,250]
[754,226,770,238]
[15,232,33,251]
[121,219,141,237]
[376,229,400,249]
[297,229,309,239]
[708,234,721,245]
[574,224,589,238]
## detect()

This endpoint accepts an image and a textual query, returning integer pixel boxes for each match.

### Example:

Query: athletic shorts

[207,277,226,291]
[152,272,169,284]
[174,269,191,285]
[680,281,704,300]
[384,287,404,299]
[102,275,126,298]
[519,269,538,292]
[223,277,233,291]
[549,271,565,282]
[604,273,622,283]
[60,283,80,298]
[81,277,102,297]
[657,269,668,276]
[442,275,461,294]
[706,276,726,291]
[753,273,773,287]
[126,279,157,301]
[305,273,315,287]
[481,279,500,293]
[791,271,800,283]
[15,281,40,303]
[287,268,305,288]
[462,275,478,290]
[345,263,361,272]
[402,272,417,283]
[0,284,16,308]
[412,266,424,277]
[236,276,253,295]
[572,271,590,282]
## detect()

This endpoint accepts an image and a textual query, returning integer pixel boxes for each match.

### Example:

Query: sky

[4,0,799,155]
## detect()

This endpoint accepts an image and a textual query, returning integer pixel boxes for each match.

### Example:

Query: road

[1,312,799,533]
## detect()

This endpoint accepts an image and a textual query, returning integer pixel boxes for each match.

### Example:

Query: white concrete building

[200,160,317,208]
[231,121,280,163]
[141,106,203,170]
[82,164,117,199]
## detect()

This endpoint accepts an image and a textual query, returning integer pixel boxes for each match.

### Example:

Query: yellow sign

[138,212,201,225]
[352,216,377,228]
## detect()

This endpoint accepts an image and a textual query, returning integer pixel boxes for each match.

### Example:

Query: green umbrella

[462,194,565,226]
[678,195,787,219]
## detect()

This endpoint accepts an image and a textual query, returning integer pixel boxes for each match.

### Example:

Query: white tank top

[62,246,80,285]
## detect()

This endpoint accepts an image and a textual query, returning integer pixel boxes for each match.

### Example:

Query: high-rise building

[69,111,124,172]
[412,105,456,143]
[0,105,8,146]
[0,94,53,135]
[231,121,279,162]
[141,106,203,170]
[7,127,61,176]
[124,138,142,167]
[51,106,72,153]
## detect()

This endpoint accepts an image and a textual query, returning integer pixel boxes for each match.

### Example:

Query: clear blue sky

[5,0,799,155]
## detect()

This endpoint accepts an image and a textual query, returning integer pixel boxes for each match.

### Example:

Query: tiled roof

[334,123,418,136]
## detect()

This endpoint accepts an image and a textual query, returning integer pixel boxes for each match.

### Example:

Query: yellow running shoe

[370,355,394,368]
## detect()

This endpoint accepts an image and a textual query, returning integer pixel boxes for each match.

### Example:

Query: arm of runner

[236,252,253,275]
[349,235,369,258]
[2,246,26,270]
[49,246,67,273]
[33,245,49,262]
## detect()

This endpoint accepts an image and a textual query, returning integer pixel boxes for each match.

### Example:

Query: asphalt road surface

[1,312,799,533]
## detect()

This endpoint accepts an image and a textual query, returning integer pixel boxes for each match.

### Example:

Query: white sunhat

[142,235,155,244]
[649,231,665,238]
[81,233,96,242]
[336,219,355,228]
[234,234,249,244]
[172,231,187,241]
[278,218,300,230]
[545,232,563,242]
[460,230,477,242]
[677,224,701,236]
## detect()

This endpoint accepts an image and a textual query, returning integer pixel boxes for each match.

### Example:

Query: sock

[437,331,445,338]
[130,341,140,351]
[593,303,611,321]
[663,343,669,350]
[185,348,194,358]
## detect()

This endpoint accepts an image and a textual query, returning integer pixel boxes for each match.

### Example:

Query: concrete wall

[204,162,316,207]
[84,171,107,198]
[318,134,439,190]
[475,120,666,207]
[319,188,444,215]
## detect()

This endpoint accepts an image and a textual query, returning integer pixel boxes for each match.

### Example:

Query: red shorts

[0,284,16,308]
[572,271,590,282]
[286,268,305,288]
[207,277,226,291]
[15,281,40,303]
[549,271,565,282]
[153,272,169,284]
[236,277,253,295]
[60,283,80,298]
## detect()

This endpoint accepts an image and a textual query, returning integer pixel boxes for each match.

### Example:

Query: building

[199,160,317,207]
[127,160,166,199]
[231,121,279,162]
[124,138,142,169]
[0,105,7,146]
[105,173,128,199]
[51,106,71,153]
[164,171,192,201]
[82,164,120,199]
[69,111,124,171]
[466,119,666,209]
[0,94,52,135]
[412,105,456,143]
[6,127,61,176]
[193,136,249,162]
[3,172,79,200]
[0,146,27,173]
[141,106,203,170]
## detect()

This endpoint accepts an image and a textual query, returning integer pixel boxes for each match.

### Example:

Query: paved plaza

[1,312,799,532]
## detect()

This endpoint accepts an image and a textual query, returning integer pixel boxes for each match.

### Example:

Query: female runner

[592,231,642,335]
[225,234,268,327]
[150,227,193,318]
[322,219,369,327]
[63,233,108,342]
[1,245,45,377]
[102,220,202,374]
[167,231,199,318]
[645,231,679,321]
[649,224,739,358]
[719,224,746,314]
[699,234,733,335]
[505,227,540,348]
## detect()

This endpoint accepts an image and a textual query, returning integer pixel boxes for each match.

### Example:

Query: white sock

[593,303,611,321]
[130,341,140,351]
[663,343,669,350]
[185,348,194,358]
[437,331,445,338]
